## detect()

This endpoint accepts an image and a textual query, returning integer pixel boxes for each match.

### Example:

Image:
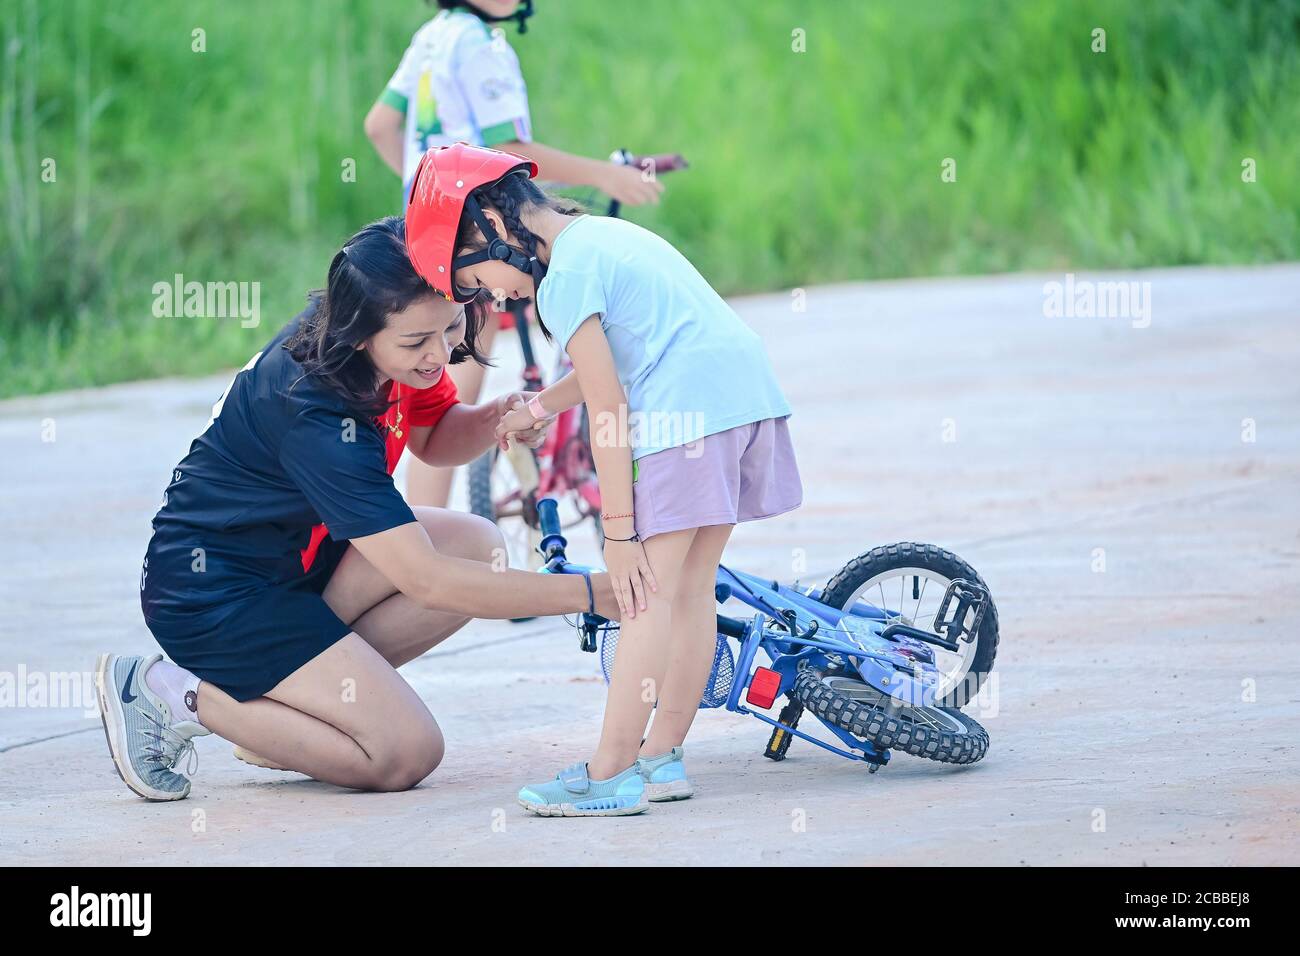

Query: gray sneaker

[95,653,210,801]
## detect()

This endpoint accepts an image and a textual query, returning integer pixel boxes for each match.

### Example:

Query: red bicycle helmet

[405,142,539,302]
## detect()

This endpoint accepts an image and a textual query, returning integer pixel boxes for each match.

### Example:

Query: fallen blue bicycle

[536,498,999,771]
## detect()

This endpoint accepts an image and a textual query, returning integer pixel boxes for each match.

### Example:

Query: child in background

[405,144,802,815]
[365,0,663,508]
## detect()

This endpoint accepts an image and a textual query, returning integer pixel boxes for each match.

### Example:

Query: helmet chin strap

[461,0,534,34]
[454,190,548,295]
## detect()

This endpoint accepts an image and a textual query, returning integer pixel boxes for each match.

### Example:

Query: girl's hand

[495,403,540,449]
[494,393,548,450]
[602,536,658,620]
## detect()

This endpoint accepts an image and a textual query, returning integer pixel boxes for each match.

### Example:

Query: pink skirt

[631,416,802,540]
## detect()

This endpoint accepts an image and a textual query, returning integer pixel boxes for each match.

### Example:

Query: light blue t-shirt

[536,216,792,461]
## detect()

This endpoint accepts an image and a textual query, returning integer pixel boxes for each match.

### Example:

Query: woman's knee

[472,515,507,565]
[364,743,444,793]
[413,507,506,565]
[358,718,445,792]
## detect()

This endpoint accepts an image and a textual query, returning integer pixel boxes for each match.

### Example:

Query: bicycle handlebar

[537,497,562,539]
[611,149,690,175]
[716,613,747,639]
[537,497,753,650]
[606,150,687,220]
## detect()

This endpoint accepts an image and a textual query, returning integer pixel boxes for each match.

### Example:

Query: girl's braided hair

[454,173,583,340]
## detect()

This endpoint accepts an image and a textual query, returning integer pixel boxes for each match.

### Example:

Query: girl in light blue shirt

[412,145,802,815]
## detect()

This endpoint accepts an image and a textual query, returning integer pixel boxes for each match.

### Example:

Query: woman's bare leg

[323,506,506,666]
[586,528,697,780]
[196,633,442,791]
[641,523,735,755]
[213,508,505,784]
[405,320,498,507]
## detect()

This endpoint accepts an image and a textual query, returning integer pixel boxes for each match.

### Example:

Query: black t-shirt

[146,309,415,594]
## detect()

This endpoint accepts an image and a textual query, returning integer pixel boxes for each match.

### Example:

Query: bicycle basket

[599,625,735,709]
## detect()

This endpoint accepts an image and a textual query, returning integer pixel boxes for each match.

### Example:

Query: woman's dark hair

[454,174,583,340]
[287,215,489,417]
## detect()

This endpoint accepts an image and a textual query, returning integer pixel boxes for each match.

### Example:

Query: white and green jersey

[380,9,533,194]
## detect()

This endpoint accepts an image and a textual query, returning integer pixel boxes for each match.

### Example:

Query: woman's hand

[602,536,658,620]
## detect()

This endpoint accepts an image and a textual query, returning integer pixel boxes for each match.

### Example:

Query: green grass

[3,0,1298,397]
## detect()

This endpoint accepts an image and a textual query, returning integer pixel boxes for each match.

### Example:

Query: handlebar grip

[537,497,561,538]
[610,150,689,175]
[638,152,689,173]
[716,614,748,639]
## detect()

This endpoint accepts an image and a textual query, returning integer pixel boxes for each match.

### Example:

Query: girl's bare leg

[587,528,697,780]
[405,320,499,508]
[641,523,735,755]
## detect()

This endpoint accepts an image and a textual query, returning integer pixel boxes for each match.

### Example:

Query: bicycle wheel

[819,542,999,707]
[792,668,989,765]
[467,446,542,571]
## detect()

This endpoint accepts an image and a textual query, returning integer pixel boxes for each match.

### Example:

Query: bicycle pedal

[935,579,990,643]
[763,700,803,761]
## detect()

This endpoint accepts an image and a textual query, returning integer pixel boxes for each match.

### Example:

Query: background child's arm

[367,34,420,179]
[364,101,405,177]
[500,141,663,207]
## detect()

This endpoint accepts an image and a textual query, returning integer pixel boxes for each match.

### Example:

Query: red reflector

[746,667,781,709]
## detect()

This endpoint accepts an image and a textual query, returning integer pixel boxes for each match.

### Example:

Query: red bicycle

[468,150,688,571]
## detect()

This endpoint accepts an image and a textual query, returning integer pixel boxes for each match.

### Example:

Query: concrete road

[2,265,1297,865]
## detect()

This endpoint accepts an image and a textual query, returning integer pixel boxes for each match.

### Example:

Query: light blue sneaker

[517,761,647,817]
[637,746,694,802]
[95,653,210,801]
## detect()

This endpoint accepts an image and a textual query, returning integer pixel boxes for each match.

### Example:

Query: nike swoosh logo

[121,661,139,704]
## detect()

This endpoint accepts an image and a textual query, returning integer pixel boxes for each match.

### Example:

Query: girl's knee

[673,576,717,606]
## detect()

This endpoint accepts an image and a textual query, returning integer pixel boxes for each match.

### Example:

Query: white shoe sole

[517,794,649,817]
[644,779,694,802]
[95,654,189,802]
